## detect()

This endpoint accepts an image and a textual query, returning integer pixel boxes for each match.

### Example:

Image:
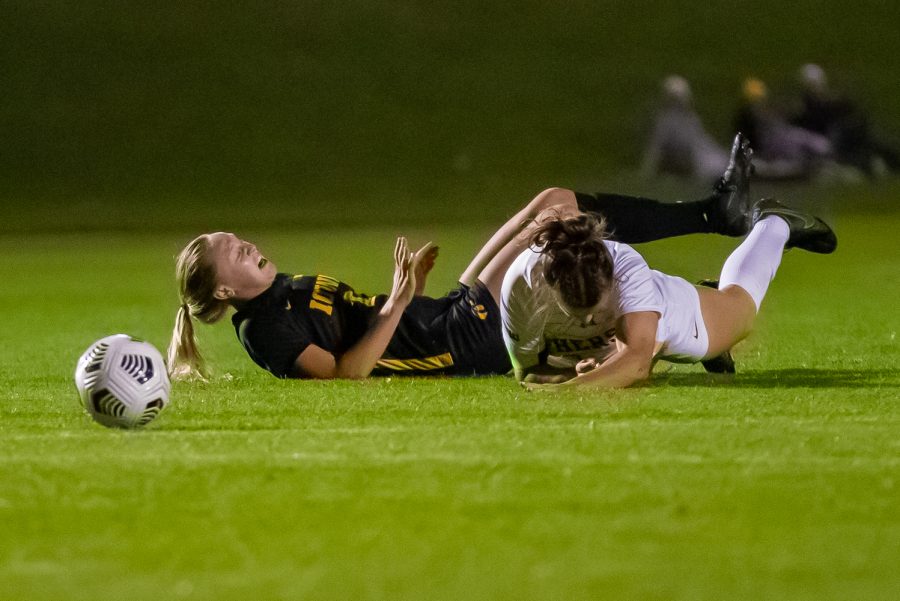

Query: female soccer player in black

[167,136,753,380]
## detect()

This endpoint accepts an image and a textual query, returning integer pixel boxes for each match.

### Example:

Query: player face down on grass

[502,203,836,391]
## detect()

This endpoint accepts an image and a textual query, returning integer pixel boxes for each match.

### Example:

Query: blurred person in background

[641,75,730,183]
[641,75,819,184]
[791,63,900,177]
[734,77,832,180]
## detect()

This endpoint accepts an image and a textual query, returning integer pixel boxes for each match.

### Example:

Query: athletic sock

[718,216,790,311]
[576,192,715,243]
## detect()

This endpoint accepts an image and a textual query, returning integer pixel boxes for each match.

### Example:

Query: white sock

[718,216,790,311]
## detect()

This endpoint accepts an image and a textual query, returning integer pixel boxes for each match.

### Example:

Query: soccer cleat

[701,350,736,375]
[696,279,736,374]
[752,198,837,254]
[708,133,754,237]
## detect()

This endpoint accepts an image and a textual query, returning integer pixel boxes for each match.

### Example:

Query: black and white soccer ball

[74,334,171,429]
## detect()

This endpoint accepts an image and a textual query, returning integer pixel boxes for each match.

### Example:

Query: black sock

[575,192,716,243]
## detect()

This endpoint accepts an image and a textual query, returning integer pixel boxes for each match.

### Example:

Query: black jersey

[231,273,510,378]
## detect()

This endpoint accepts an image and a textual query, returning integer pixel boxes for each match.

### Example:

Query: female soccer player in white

[167,136,755,380]
[500,198,836,388]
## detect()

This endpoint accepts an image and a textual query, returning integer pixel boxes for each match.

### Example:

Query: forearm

[521,313,659,391]
[520,363,576,383]
[559,349,651,389]
[414,274,428,296]
[335,299,406,378]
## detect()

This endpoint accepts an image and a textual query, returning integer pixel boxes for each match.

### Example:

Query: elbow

[620,356,653,388]
[630,366,651,386]
[334,366,369,380]
[636,354,654,379]
[333,358,371,380]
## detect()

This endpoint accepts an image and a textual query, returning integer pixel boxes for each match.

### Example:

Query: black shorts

[442,280,511,376]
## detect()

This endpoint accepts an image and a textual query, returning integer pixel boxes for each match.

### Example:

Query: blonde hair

[167,234,230,381]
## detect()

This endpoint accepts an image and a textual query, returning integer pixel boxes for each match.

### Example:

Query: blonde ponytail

[167,235,230,381]
[168,303,207,381]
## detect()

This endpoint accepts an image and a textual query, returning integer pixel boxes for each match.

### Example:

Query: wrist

[382,296,408,314]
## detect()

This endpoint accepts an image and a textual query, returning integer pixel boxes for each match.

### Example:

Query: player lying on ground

[167,136,755,381]
[500,194,837,389]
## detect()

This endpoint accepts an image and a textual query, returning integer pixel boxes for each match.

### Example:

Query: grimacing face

[206,232,278,300]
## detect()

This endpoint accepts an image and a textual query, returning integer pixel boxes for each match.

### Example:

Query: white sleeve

[610,243,665,316]
[500,254,545,373]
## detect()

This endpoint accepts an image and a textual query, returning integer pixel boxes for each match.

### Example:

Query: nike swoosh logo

[693,322,699,339]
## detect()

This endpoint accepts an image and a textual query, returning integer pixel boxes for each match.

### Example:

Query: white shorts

[652,273,708,363]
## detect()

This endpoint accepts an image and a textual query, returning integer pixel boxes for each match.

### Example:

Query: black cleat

[752,198,837,254]
[696,279,736,374]
[709,133,754,237]
[701,351,736,375]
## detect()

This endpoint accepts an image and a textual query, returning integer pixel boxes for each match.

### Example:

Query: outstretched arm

[294,237,419,379]
[524,311,659,390]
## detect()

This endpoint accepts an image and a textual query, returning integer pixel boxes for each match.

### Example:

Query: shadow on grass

[655,368,900,389]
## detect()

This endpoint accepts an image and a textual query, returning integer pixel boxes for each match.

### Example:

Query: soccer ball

[74,334,171,429]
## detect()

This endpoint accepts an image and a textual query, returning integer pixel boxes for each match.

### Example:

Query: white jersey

[500,242,708,372]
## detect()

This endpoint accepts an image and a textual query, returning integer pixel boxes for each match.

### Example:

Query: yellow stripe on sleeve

[375,352,454,372]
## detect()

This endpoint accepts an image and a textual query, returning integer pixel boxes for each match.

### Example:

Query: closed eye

[233,241,246,263]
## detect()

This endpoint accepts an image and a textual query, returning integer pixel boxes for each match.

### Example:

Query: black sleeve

[237,314,311,378]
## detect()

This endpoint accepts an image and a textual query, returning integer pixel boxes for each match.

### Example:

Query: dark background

[3,1,898,232]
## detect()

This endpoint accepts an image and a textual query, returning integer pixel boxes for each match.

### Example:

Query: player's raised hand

[391,236,415,305]
[412,242,439,296]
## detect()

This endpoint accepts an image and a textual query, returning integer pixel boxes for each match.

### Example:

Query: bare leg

[697,286,757,358]
[460,188,579,302]
[698,215,791,358]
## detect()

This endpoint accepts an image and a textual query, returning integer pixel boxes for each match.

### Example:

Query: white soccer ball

[74,334,171,429]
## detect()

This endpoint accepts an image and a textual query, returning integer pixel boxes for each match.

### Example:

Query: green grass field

[2,206,898,600]
[4,2,900,598]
